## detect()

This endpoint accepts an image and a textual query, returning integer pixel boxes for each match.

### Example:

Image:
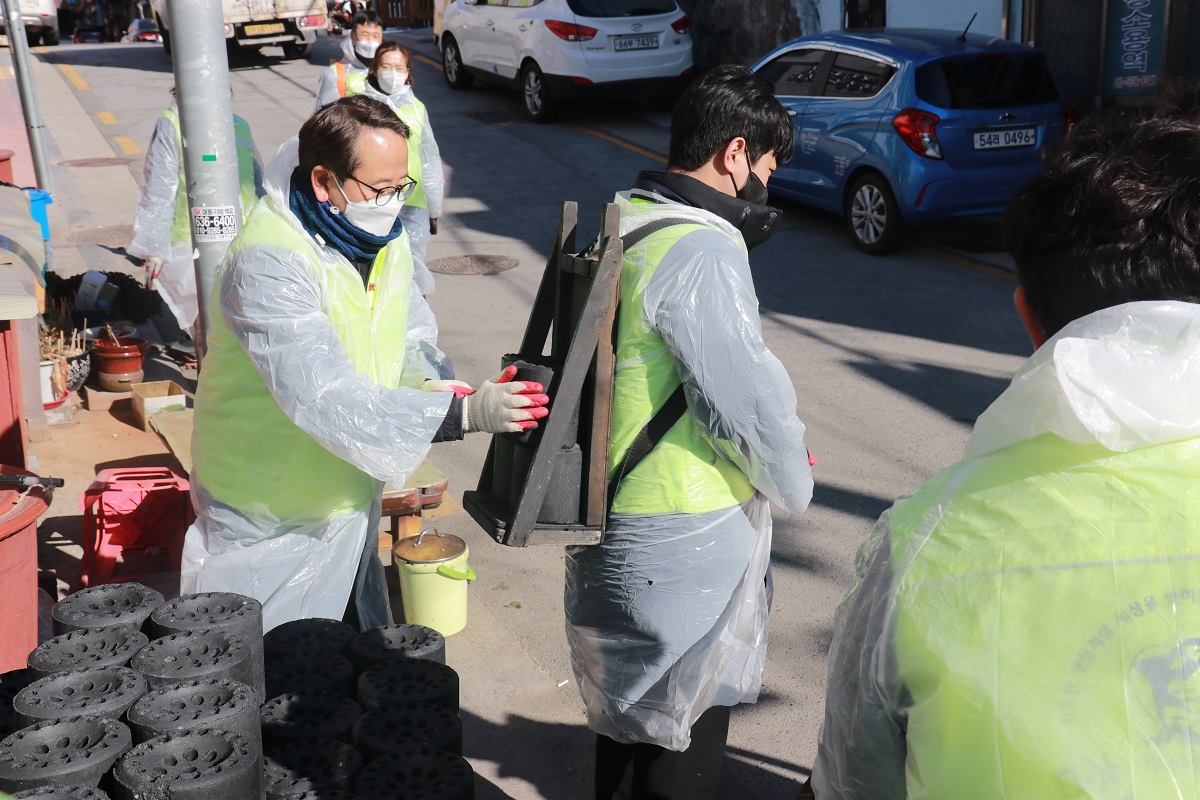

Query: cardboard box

[131,381,187,431]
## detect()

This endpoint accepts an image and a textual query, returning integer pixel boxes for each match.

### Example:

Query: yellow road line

[412,52,442,71]
[97,111,117,125]
[911,244,1016,281]
[114,136,142,156]
[58,63,88,90]
[0,66,12,80]
[573,125,668,165]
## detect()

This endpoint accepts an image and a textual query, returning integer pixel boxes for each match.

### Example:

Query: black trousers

[595,705,732,800]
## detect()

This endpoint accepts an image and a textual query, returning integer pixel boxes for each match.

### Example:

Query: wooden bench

[378,460,448,564]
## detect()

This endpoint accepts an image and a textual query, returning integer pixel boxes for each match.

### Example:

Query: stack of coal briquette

[0,582,473,800]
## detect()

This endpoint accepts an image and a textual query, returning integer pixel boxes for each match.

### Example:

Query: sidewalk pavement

[1,46,143,282]
[2,41,594,800]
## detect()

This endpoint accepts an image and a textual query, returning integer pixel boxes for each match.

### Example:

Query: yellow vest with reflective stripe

[608,204,756,515]
[163,107,258,247]
[329,61,367,99]
[891,433,1200,799]
[190,195,414,520]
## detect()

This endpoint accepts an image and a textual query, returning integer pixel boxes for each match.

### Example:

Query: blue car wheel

[847,174,902,255]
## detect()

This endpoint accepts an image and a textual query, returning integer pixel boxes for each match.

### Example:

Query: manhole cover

[67,224,132,246]
[428,255,518,275]
[461,110,524,126]
[58,157,134,167]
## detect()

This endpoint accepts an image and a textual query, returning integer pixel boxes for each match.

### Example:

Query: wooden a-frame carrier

[463,201,623,547]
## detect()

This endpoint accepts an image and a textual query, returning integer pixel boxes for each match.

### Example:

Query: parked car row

[71,25,107,43]
[123,19,163,43]
[437,4,1074,254]
[0,0,59,46]
[440,0,693,123]
[753,29,1076,253]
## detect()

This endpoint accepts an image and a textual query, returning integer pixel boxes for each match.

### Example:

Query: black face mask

[731,167,778,249]
[734,168,771,207]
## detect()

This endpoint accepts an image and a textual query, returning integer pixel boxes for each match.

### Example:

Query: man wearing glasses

[181,95,549,631]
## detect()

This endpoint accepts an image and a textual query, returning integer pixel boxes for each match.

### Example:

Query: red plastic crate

[80,467,193,587]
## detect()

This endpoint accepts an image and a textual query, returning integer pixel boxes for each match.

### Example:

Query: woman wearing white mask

[354,40,444,297]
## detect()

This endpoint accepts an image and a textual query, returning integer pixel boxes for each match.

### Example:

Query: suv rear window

[916,56,1059,109]
[566,0,678,16]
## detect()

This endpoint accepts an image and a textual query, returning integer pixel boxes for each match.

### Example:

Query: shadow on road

[461,705,810,799]
[38,42,173,72]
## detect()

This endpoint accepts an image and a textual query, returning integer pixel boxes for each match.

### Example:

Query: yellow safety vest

[892,433,1200,798]
[190,194,414,521]
[345,83,429,210]
[163,106,258,247]
[607,202,756,515]
[329,61,367,99]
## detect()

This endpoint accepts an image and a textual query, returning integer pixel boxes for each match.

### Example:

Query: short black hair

[299,94,410,180]
[668,64,795,171]
[352,10,382,31]
[1006,113,1200,337]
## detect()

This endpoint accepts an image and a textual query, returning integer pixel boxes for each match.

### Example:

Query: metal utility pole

[1,0,54,194]
[167,0,241,361]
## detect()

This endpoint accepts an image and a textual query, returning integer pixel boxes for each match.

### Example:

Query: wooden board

[464,202,624,547]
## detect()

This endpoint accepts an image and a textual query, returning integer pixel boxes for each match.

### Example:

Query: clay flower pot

[89,337,148,393]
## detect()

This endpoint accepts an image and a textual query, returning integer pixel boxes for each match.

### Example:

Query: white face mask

[353,38,380,61]
[333,176,404,238]
[377,69,410,96]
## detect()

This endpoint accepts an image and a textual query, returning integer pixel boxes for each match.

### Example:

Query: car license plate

[972,127,1036,150]
[613,35,658,52]
[244,22,285,35]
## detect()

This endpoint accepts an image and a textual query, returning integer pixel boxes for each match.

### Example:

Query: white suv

[440,0,693,122]
[0,0,59,46]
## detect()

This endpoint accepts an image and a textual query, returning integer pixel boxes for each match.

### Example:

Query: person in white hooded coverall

[126,91,264,340]
[180,96,549,632]
[314,10,382,109]
[564,66,814,799]
[353,40,444,297]
[808,114,1200,800]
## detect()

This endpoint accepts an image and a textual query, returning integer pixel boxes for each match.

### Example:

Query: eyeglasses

[348,174,417,205]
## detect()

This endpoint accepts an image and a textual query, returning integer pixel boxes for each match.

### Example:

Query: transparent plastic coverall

[314,37,369,109]
[813,301,1200,800]
[565,192,814,751]
[126,105,264,339]
[180,138,452,632]
[359,82,444,297]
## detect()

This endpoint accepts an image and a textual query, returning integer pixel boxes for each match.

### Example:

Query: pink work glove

[462,365,550,434]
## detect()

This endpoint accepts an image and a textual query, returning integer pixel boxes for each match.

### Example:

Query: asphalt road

[23,29,1032,797]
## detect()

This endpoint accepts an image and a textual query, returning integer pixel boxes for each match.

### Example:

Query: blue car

[752,29,1075,254]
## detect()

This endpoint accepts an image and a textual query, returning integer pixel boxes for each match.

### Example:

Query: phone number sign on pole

[192,206,239,242]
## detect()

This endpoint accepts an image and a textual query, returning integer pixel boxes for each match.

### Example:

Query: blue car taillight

[893,109,942,159]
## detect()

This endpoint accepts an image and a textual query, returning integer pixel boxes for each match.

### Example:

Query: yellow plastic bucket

[393,528,477,636]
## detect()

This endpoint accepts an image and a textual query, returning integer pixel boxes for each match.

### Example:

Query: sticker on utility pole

[192,206,238,242]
